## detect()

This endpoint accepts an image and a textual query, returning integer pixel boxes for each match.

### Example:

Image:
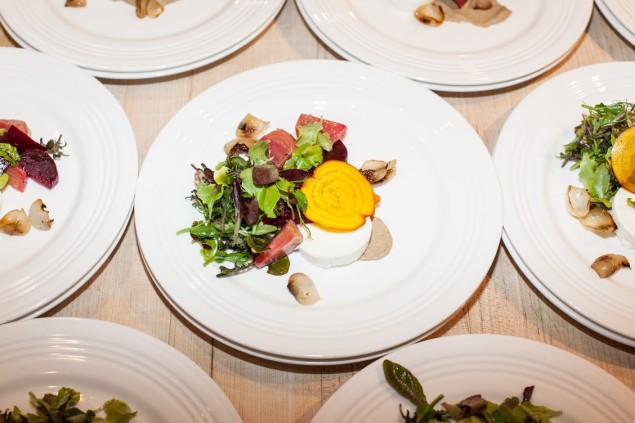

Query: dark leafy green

[559,101,635,207]
[1,387,137,423]
[383,359,562,423]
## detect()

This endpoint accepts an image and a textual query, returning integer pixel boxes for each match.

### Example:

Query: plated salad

[179,113,395,302]
[383,359,562,422]
[0,119,65,236]
[560,101,635,278]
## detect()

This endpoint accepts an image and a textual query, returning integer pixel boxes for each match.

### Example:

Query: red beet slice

[2,125,47,154]
[17,148,59,189]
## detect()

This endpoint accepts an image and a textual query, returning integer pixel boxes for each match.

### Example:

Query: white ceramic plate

[493,62,635,343]
[295,0,570,93]
[0,0,285,79]
[0,48,137,323]
[296,0,592,89]
[596,0,635,47]
[135,59,502,364]
[0,318,242,422]
[311,334,635,422]
[502,230,635,347]
[601,0,635,36]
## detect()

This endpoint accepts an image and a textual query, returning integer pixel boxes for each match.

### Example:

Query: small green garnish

[627,198,635,209]
[39,134,69,159]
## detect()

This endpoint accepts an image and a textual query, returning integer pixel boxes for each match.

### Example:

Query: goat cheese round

[611,187,635,248]
[299,219,372,268]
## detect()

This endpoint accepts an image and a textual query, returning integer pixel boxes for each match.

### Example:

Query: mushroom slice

[287,273,320,305]
[579,206,616,233]
[29,199,53,231]
[236,114,269,139]
[146,0,164,17]
[414,3,445,26]
[64,0,86,6]
[0,208,31,236]
[591,254,630,278]
[472,0,493,10]
[360,217,393,261]
[359,159,397,185]
[223,137,258,155]
[565,185,590,218]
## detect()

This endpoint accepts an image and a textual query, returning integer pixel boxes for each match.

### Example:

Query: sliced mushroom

[360,217,393,261]
[579,206,616,233]
[236,114,269,139]
[0,209,31,236]
[591,254,630,278]
[414,3,445,26]
[566,185,590,218]
[29,199,53,231]
[287,273,320,305]
[359,159,397,185]
[223,137,258,156]
[64,0,86,6]
[472,0,493,10]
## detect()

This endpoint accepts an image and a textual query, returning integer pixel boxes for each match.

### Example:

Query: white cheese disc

[611,187,635,248]
[298,219,373,268]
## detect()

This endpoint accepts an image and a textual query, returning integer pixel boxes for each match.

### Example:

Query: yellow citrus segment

[301,160,376,230]
[612,126,635,193]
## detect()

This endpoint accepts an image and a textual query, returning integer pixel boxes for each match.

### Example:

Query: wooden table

[2,2,635,422]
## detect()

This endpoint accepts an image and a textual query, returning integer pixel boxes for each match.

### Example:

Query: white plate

[502,230,635,347]
[0,48,137,323]
[296,0,570,93]
[296,0,592,89]
[135,59,503,364]
[311,334,635,422]
[596,0,635,47]
[0,0,285,79]
[493,62,635,343]
[0,318,242,423]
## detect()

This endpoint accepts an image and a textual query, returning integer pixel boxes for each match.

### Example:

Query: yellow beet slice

[611,126,635,193]
[301,160,376,231]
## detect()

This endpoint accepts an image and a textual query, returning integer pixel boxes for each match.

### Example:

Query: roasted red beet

[17,148,59,189]
[2,125,47,154]
[322,140,348,162]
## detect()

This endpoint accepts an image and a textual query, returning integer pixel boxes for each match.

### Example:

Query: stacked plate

[135,59,503,365]
[0,48,137,323]
[596,0,635,46]
[296,0,593,92]
[493,62,635,347]
[0,0,285,79]
[312,334,635,422]
[0,318,242,422]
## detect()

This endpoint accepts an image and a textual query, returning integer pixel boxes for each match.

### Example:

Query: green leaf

[102,399,137,423]
[249,140,270,165]
[0,143,20,165]
[293,190,308,213]
[0,173,8,190]
[382,360,427,406]
[257,185,281,218]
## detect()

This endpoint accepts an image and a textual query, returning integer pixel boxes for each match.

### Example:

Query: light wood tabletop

[1,2,635,422]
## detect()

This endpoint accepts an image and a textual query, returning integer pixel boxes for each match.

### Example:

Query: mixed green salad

[1,387,136,423]
[383,360,562,423]
[177,113,347,277]
[559,101,635,207]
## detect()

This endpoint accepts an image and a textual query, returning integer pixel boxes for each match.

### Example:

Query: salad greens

[1,387,137,423]
[559,101,635,207]
[178,118,333,277]
[383,360,562,423]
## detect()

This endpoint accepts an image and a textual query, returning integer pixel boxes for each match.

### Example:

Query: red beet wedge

[18,149,59,189]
